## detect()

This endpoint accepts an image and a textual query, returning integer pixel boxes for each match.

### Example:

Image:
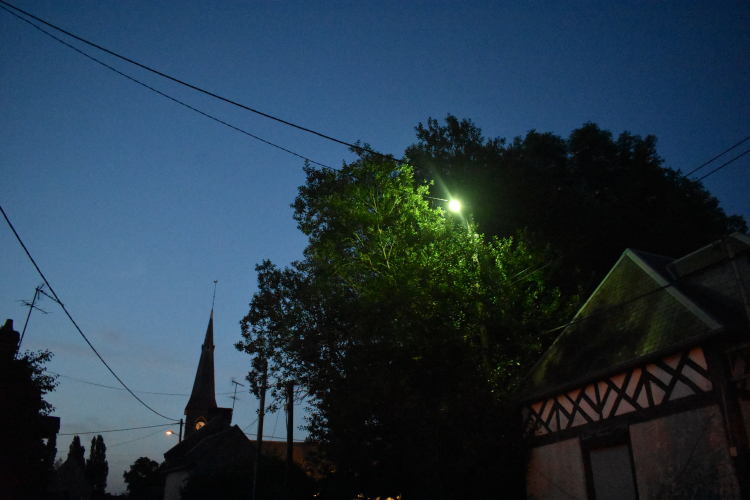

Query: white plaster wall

[164,470,190,500]
[527,438,587,500]
[630,404,741,500]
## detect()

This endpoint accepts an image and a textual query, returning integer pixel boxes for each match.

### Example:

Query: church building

[183,310,233,437]
[162,310,254,500]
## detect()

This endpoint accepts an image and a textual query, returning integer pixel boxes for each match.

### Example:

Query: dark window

[589,444,637,500]
[582,429,639,500]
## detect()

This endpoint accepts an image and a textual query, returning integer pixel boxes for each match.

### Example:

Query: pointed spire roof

[185,310,218,411]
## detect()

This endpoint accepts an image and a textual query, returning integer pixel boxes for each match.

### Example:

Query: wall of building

[630,404,740,500]
[164,470,190,500]
[526,438,587,500]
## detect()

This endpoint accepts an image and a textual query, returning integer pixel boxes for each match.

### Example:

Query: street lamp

[449,199,461,212]
[165,419,183,442]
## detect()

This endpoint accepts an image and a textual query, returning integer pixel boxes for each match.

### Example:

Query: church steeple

[184,310,224,437]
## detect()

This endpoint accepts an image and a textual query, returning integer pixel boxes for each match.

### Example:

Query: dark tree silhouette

[68,436,86,468]
[123,457,164,499]
[0,319,58,500]
[86,435,108,497]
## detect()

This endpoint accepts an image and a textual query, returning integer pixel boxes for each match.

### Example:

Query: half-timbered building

[519,233,750,499]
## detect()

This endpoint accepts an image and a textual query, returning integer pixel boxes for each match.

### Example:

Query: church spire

[185,310,217,416]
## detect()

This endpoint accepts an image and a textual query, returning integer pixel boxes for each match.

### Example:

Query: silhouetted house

[519,233,750,499]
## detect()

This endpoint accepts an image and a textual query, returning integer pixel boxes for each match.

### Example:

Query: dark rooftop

[518,245,728,402]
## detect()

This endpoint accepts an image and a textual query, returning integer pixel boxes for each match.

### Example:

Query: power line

[684,134,750,177]
[48,371,236,397]
[0,0,375,158]
[109,428,168,448]
[0,204,179,422]
[59,423,172,436]
[243,432,307,442]
[0,3,331,170]
[695,148,750,182]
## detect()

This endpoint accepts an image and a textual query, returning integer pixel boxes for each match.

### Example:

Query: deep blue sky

[2,0,748,493]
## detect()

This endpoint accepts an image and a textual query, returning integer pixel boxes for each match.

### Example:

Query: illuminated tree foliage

[237,152,575,499]
[406,116,747,293]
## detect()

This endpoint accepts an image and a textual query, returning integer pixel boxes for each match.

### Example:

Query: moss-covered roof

[518,248,723,401]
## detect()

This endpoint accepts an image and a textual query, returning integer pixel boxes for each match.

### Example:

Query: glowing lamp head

[449,199,461,212]
[166,430,174,436]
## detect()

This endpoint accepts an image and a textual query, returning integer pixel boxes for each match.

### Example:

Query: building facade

[519,234,750,499]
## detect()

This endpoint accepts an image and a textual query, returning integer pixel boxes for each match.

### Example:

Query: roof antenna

[231,378,245,411]
[212,280,218,310]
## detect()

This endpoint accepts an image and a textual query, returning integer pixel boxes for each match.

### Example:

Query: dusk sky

[2,0,748,493]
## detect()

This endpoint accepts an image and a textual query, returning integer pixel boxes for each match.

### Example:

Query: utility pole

[178,419,183,442]
[285,381,294,500]
[252,363,267,500]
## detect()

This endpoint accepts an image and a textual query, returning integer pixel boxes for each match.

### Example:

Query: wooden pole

[285,381,294,500]
[252,364,267,500]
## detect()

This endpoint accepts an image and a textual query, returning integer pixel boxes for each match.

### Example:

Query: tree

[406,116,747,293]
[0,318,58,500]
[68,436,86,468]
[237,153,574,499]
[123,457,164,499]
[86,435,108,497]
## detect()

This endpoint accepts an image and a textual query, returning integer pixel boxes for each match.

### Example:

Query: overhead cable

[49,371,237,397]
[58,423,173,436]
[684,134,750,177]
[109,428,167,448]
[695,148,750,182]
[0,204,179,422]
[242,432,307,442]
[0,4,330,170]
[0,0,377,158]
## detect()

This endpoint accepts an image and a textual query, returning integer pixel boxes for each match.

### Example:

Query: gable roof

[518,247,724,402]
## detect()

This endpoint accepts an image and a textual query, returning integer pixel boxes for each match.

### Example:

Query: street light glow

[449,200,461,212]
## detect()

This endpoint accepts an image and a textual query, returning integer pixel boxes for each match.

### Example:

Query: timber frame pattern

[522,347,714,438]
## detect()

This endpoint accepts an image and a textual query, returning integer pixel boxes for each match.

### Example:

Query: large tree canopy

[237,153,574,499]
[406,116,747,292]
